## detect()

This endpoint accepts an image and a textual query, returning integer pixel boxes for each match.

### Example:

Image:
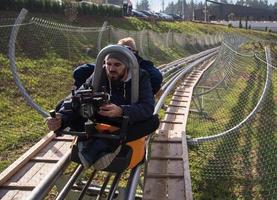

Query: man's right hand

[46,113,62,131]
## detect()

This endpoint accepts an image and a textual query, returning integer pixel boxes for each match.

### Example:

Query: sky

[131,0,276,11]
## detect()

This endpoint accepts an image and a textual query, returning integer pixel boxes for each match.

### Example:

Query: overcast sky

[131,0,276,12]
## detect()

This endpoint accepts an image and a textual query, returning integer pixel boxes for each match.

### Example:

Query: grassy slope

[0,11,276,196]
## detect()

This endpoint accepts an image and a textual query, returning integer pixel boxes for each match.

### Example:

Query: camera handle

[49,110,129,142]
[49,110,87,137]
[49,110,62,137]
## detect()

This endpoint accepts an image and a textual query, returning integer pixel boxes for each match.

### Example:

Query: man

[127,0,133,16]
[47,49,159,169]
[73,37,163,95]
[123,0,128,16]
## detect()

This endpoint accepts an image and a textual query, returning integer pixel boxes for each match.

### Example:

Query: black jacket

[59,69,155,130]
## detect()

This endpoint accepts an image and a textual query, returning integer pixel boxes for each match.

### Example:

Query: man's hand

[98,103,123,118]
[46,113,62,131]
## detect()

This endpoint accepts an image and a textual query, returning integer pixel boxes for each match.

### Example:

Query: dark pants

[94,114,160,142]
[125,114,160,142]
[74,115,159,166]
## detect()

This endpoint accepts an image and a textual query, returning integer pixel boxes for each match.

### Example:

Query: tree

[236,0,245,6]
[136,0,150,11]
[239,17,242,28]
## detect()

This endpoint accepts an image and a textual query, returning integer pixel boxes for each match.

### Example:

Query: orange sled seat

[71,123,146,172]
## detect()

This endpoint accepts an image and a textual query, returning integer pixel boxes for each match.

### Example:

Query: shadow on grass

[256,82,277,200]
[194,66,262,200]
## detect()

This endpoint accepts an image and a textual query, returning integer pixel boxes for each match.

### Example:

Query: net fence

[0,8,276,200]
[187,35,277,199]
[0,9,221,173]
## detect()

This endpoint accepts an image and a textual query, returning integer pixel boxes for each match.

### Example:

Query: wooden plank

[8,162,43,183]
[0,189,19,200]
[7,140,65,185]
[159,122,174,130]
[146,174,183,178]
[52,137,73,142]
[160,120,182,124]
[173,94,189,98]
[147,160,183,177]
[35,138,71,160]
[185,78,196,81]
[151,156,182,160]
[172,95,189,102]
[30,157,59,163]
[152,135,182,143]
[171,99,188,103]
[146,159,184,177]
[0,132,56,186]
[165,113,185,122]
[150,143,169,159]
[184,81,194,84]
[175,90,190,94]
[1,182,35,190]
[182,83,192,86]
[154,130,183,141]
[25,143,70,186]
[143,58,215,200]
[9,141,67,185]
[11,190,32,200]
[169,100,188,107]
[26,162,57,186]
[166,107,186,115]
[165,111,185,115]
[168,178,185,199]
[167,104,187,108]
[143,178,167,200]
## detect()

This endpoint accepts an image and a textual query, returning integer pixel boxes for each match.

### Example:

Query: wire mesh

[187,36,277,199]
[0,9,221,178]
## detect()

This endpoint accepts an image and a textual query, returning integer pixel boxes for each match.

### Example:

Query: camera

[64,84,110,119]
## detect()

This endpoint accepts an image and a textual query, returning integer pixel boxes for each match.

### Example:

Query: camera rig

[50,84,128,141]
[66,84,110,119]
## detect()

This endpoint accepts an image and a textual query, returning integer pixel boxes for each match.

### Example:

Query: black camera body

[64,85,110,119]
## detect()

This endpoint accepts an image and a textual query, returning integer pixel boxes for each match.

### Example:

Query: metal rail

[188,46,272,145]
[0,132,74,199]
[5,11,222,198]
[128,51,218,200]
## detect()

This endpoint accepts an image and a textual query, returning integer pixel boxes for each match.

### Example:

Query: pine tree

[136,0,150,11]
[239,17,242,28]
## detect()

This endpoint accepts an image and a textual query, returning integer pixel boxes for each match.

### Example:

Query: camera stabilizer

[50,84,128,141]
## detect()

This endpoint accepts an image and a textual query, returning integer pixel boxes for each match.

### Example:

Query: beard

[107,68,127,81]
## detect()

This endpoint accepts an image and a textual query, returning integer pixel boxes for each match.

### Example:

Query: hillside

[0,10,276,174]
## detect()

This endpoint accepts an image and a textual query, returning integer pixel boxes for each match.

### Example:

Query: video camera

[64,83,110,119]
[50,83,127,140]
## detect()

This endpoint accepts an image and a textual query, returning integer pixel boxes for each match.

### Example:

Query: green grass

[0,53,74,171]
[0,11,276,199]
[186,46,277,199]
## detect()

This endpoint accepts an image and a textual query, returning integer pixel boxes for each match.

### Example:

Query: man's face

[105,58,127,81]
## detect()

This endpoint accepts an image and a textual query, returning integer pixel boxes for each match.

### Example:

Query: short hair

[117,37,137,51]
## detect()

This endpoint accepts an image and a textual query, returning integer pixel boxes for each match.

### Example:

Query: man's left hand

[98,103,123,118]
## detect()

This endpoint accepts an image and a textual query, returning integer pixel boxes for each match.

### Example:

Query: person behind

[123,0,128,16]
[127,0,133,16]
[47,49,159,169]
[73,37,163,95]
[117,37,162,94]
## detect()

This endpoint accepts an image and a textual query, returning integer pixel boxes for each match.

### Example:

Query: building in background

[194,3,277,21]
[85,0,125,5]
